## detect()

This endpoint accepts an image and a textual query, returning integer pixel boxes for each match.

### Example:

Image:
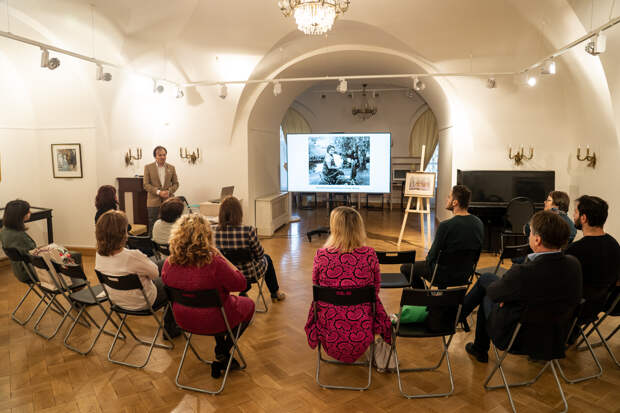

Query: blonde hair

[168,214,214,267]
[96,210,128,256]
[323,206,367,253]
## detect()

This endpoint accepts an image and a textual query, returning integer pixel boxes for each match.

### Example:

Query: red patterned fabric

[304,247,392,363]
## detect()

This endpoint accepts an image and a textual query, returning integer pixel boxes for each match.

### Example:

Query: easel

[397,145,433,247]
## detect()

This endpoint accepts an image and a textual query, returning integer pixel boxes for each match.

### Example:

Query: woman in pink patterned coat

[305,206,392,363]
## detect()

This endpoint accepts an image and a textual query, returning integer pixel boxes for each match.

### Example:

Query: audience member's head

[168,214,214,267]
[574,195,608,230]
[219,196,243,228]
[153,145,167,165]
[324,206,367,253]
[326,145,335,154]
[447,185,471,211]
[545,191,570,213]
[529,210,570,250]
[95,185,118,212]
[159,197,184,223]
[1,199,31,231]
[96,210,128,256]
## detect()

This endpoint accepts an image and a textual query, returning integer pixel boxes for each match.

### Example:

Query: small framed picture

[404,172,436,197]
[51,143,83,178]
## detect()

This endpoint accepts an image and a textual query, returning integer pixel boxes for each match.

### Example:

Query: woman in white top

[95,210,180,337]
[151,197,184,246]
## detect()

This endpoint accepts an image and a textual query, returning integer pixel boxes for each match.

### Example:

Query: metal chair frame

[313,285,376,391]
[151,241,170,261]
[56,263,123,355]
[95,270,174,369]
[476,243,531,278]
[576,290,620,368]
[166,287,248,395]
[376,250,416,289]
[387,286,467,399]
[220,248,269,313]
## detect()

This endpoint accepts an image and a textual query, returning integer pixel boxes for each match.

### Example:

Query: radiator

[255,192,290,236]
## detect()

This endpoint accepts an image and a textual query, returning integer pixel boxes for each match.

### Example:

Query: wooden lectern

[117,177,148,225]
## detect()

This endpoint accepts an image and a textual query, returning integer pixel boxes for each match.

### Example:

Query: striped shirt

[214,225,267,278]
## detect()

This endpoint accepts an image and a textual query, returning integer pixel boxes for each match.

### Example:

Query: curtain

[281,108,311,142]
[409,109,439,170]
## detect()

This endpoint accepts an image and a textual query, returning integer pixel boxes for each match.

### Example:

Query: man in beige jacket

[143,146,179,234]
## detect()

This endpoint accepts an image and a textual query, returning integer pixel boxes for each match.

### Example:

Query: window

[280,126,287,192]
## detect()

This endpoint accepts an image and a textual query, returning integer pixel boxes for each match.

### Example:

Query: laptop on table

[209,186,234,203]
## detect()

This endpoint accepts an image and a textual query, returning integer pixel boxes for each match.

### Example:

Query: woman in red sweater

[162,214,254,378]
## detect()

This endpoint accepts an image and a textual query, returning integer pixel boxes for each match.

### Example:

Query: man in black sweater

[462,211,582,363]
[566,195,620,324]
[400,184,484,288]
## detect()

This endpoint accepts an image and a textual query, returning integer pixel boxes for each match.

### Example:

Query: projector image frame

[287,132,391,194]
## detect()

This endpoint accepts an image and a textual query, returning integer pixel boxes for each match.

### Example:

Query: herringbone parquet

[1,207,618,412]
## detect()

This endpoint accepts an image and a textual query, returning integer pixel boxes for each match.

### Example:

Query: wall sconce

[577,145,596,168]
[180,147,200,164]
[508,145,534,166]
[125,148,142,166]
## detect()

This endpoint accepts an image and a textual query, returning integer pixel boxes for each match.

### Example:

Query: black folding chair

[151,241,170,261]
[2,247,52,326]
[476,243,531,278]
[483,302,578,413]
[428,249,480,288]
[55,263,122,355]
[501,197,534,250]
[165,286,248,394]
[387,286,467,398]
[376,250,416,288]
[95,271,174,368]
[126,235,154,257]
[312,285,376,391]
[220,248,268,313]
[576,286,620,368]
[27,253,88,340]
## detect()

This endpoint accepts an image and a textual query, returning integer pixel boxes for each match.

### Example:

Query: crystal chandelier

[278,0,350,35]
[352,84,377,121]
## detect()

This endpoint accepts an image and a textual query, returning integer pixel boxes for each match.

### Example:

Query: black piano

[457,170,555,252]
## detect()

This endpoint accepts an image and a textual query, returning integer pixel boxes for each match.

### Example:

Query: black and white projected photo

[308,136,370,185]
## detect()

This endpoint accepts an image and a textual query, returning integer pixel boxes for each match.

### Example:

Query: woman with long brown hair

[162,214,254,378]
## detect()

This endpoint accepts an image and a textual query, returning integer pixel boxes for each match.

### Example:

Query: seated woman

[214,196,285,302]
[304,206,392,363]
[0,200,37,282]
[151,197,184,246]
[95,185,131,232]
[94,210,179,338]
[162,214,254,378]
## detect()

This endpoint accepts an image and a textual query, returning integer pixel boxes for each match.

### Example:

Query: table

[0,207,54,243]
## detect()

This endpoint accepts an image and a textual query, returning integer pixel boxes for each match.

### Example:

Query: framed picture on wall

[51,143,83,178]
[404,171,436,198]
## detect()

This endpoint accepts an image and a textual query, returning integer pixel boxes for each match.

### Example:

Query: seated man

[566,196,620,329]
[461,210,582,363]
[400,184,484,288]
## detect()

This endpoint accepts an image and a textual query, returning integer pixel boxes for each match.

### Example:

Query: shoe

[460,319,471,333]
[210,361,225,379]
[239,292,248,297]
[271,291,286,302]
[465,342,488,363]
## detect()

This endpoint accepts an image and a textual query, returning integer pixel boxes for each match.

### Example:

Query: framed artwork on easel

[404,172,436,197]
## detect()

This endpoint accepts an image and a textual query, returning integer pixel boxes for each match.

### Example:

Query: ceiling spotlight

[585,32,606,56]
[96,64,112,81]
[273,81,282,96]
[336,78,348,94]
[486,78,497,89]
[40,48,60,70]
[153,80,164,94]
[407,88,415,98]
[218,83,228,99]
[541,59,556,75]
[176,88,184,99]
[527,74,537,87]
[412,77,425,91]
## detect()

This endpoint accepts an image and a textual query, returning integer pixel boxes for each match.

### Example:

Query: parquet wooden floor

[1,207,619,412]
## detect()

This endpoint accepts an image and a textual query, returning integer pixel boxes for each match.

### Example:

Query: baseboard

[66,246,96,257]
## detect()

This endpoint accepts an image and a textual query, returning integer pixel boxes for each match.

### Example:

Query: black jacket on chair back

[486,252,582,360]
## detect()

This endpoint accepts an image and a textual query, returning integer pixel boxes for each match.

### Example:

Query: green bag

[396,305,429,324]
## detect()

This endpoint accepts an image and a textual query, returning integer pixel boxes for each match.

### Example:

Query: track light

[541,59,556,75]
[412,77,425,91]
[407,88,415,98]
[153,80,164,94]
[96,64,112,81]
[40,48,60,70]
[526,73,537,87]
[218,83,228,99]
[585,32,606,55]
[273,81,282,96]
[176,88,184,99]
[336,78,347,94]
[486,78,497,89]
